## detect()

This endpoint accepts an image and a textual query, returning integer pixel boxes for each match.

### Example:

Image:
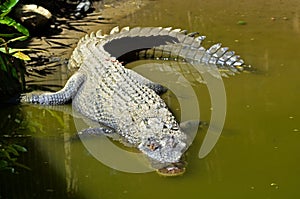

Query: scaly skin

[22,26,248,168]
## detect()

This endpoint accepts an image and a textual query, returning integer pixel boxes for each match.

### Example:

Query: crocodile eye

[145,137,160,151]
[146,142,160,151]
[148,144,157,151]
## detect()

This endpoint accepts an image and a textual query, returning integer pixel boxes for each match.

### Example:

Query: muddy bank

[24,0,148,91]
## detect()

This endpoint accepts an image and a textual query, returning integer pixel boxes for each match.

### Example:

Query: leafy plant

[0,140,30,173]
[0,0,29,38]
[0,0,30,56]
[0,0,30,96]
[0,105,31,173]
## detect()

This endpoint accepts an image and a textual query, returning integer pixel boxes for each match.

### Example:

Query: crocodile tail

[149,42,249,77]
[68,26,250,76]
[101,27,250,77]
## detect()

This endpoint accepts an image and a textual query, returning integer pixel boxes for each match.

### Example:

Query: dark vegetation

[0,0,115,173]
[0,105,30,173]
[0,0,29,101]
[0,0,100,173]
[0,0,101,102]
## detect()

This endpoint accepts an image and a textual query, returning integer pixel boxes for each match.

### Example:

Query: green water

[1,0,300,198]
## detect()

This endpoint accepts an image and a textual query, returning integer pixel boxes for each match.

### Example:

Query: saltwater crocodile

[22,26,248,175]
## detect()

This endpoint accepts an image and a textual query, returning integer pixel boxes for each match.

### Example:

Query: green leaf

[0,35,29,45]
[10,66,18,78]
[0,47,6,53]
[9,157,17,162]
[0,55,8,71]
[0,16,29,38]
[12,51,31,61]
[0,46,31,61]
[12,144,27,153]
[0,0,19,17]
[0,47,35,53]
[6,145,19,156]
[0,33,21,38]
[13,161,31,171]
[0,150,6,158]
[0,160,8,169]
[2,150,11,159]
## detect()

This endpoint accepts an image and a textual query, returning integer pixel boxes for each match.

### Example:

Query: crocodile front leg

[21,72,85,105]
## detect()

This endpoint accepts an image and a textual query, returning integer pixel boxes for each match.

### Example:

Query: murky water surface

[1,0,300,198]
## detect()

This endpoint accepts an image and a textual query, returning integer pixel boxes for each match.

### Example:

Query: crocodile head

[138,134,187,164]
[138,134,187,176]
